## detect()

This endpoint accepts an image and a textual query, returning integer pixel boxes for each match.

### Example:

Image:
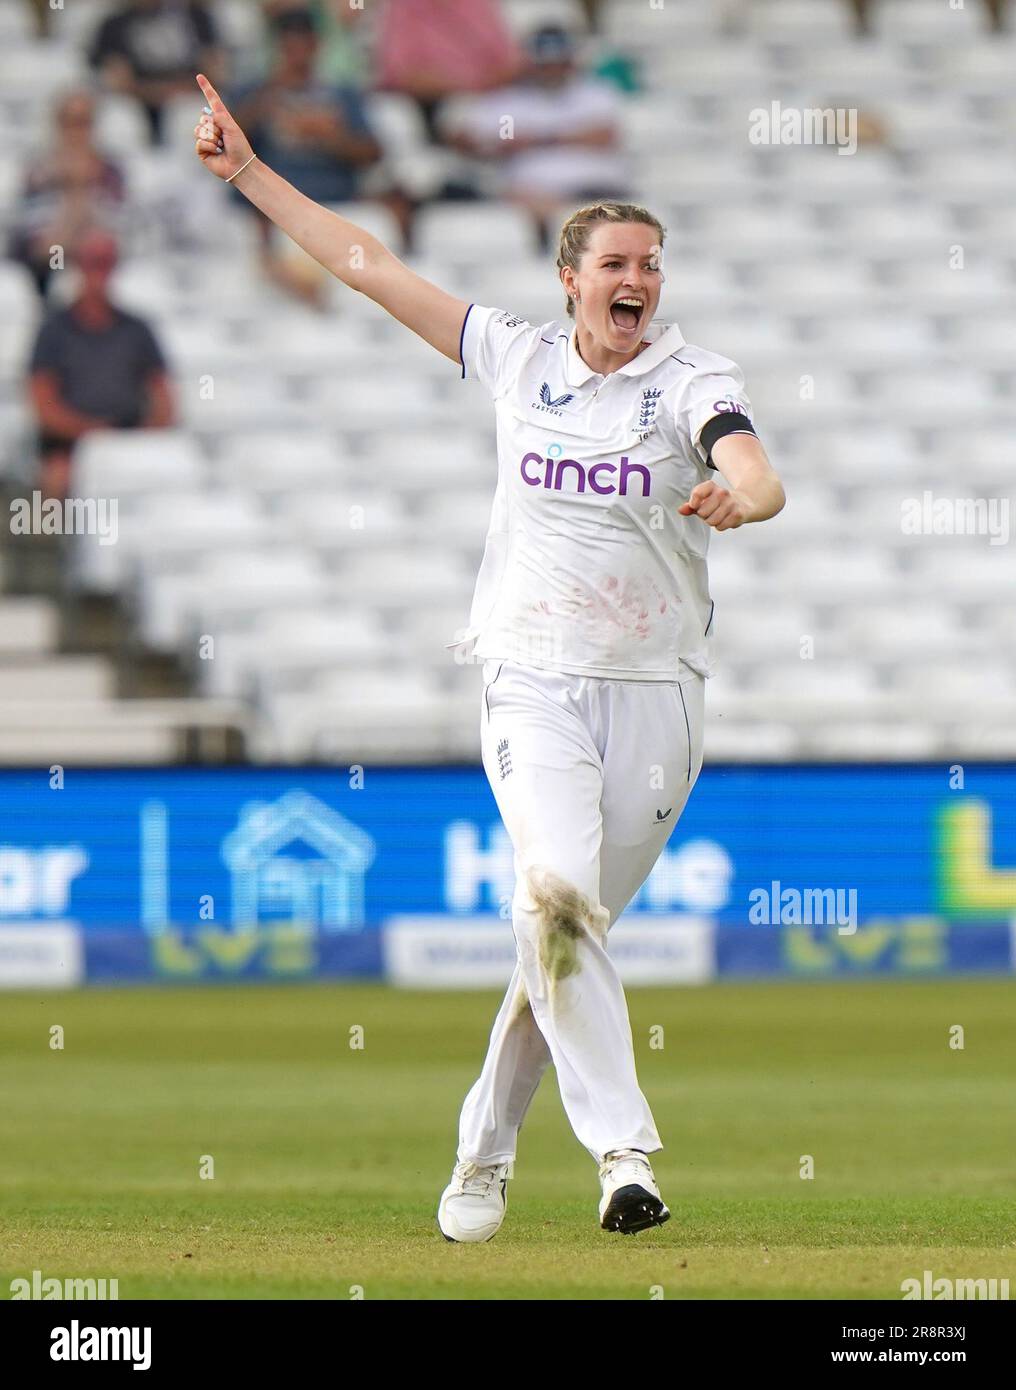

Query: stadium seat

[139,549,327,651]
[0,656,115,700]
[197,609,392,698]
[276,491,414,553]
[337,548,475,608]
[72,430,206,501]
[0,40,86,100]
[415,203,537,267]
[213,431,344,493]
[0,597,59,654]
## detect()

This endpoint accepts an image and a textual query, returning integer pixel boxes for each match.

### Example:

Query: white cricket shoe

[598,1149,670,1234]
[437,1158,513,1243]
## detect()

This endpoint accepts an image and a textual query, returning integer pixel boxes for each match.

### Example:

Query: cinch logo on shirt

[520,452,651,497]
[713,396,750,417]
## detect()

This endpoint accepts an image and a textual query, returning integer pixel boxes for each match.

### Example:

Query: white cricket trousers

[456,657,705,1167]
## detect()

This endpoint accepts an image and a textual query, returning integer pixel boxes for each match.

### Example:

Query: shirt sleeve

[677,350,757,470]
[459,304,536,396]
[132,320,167,375]
[29,316,65,375]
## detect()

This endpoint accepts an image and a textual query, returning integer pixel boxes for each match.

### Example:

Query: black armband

[699,412,758,469]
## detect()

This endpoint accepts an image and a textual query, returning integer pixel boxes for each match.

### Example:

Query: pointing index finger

[196,73,225,114]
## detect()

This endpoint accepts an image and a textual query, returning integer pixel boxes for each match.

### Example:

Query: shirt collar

[563,320,686,387]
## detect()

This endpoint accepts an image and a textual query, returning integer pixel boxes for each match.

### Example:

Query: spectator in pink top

[375,0,523,138]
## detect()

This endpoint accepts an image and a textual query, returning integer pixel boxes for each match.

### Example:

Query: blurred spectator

[260,0,370,86]
[376,0,523,140]
[231,7,383,306]
[27,231,175,502]
[848,0,1010,33]
[445,26,629,253]
[88,0,223,143]
[27,0,51,37]
[9,89,126,299]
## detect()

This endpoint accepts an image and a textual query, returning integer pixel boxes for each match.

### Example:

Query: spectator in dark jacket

[27,230,176,501]
[89,0,223,143]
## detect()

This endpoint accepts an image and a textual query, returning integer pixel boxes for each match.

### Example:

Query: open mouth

[609,295,644,333]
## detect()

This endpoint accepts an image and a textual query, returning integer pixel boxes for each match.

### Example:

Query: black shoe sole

[600,1184,671,1235]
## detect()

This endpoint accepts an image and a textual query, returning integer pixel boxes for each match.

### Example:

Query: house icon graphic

[222,790,376,933]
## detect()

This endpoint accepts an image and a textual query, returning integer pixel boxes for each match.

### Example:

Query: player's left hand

[678,481,749,531]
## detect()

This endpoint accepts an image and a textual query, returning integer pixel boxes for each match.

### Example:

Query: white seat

[415,492,496,546]
[72,431,205,499]
[139,549,326,651]
[887,661,1016,707]
[181,374,309,434]
[107,261,181,319]
[263,669,451,760]
[276,491,413,551]
[752,660,882,702]
[0,657,114,700]
[879,0,982,38]
[820,425,925,482]
[337,548,474,607]
[73,491,275,596]
[839,606,974,660]
[0,40,86,99]
[750,0,853,41]
[214,432,342,492]
[414,202,535,265]
[0,2,35,40]
[768,546,899,601]
[0,261,41,329]
[805,722,944,760]
[711,601,816,662]
[212,0,269,49]
[703,716,802,761]
[303,374,453,429]
[907,548,1015,599]
[865,367,998,420]
[93,93,151,150]
[811,313,938,368]
[361,433,484,493]
[197,609,390,698]
[747,366,859,428]
[0,597,59,654]
[947,316,1016,368]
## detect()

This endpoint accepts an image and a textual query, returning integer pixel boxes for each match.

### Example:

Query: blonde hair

[556,201,667,318]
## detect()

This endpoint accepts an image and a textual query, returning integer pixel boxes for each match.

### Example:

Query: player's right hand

[193,73,254,182]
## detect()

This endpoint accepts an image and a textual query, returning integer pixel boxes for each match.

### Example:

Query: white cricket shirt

[449,305,757,682]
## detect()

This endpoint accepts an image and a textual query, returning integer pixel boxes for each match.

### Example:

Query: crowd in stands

[6,0,1013,504]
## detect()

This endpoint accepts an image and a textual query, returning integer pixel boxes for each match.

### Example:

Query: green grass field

[1,978,1014,1300]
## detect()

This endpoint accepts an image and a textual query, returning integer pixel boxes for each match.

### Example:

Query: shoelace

[452,1161,504,1197]
[598,1148,653,1183]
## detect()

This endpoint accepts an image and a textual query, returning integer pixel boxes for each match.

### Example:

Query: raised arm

[194,74,469,364]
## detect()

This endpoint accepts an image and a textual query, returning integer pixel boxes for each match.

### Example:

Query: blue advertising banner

[0,765,1014,985]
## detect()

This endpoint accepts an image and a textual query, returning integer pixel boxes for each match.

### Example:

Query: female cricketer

[193,74,786,1242]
